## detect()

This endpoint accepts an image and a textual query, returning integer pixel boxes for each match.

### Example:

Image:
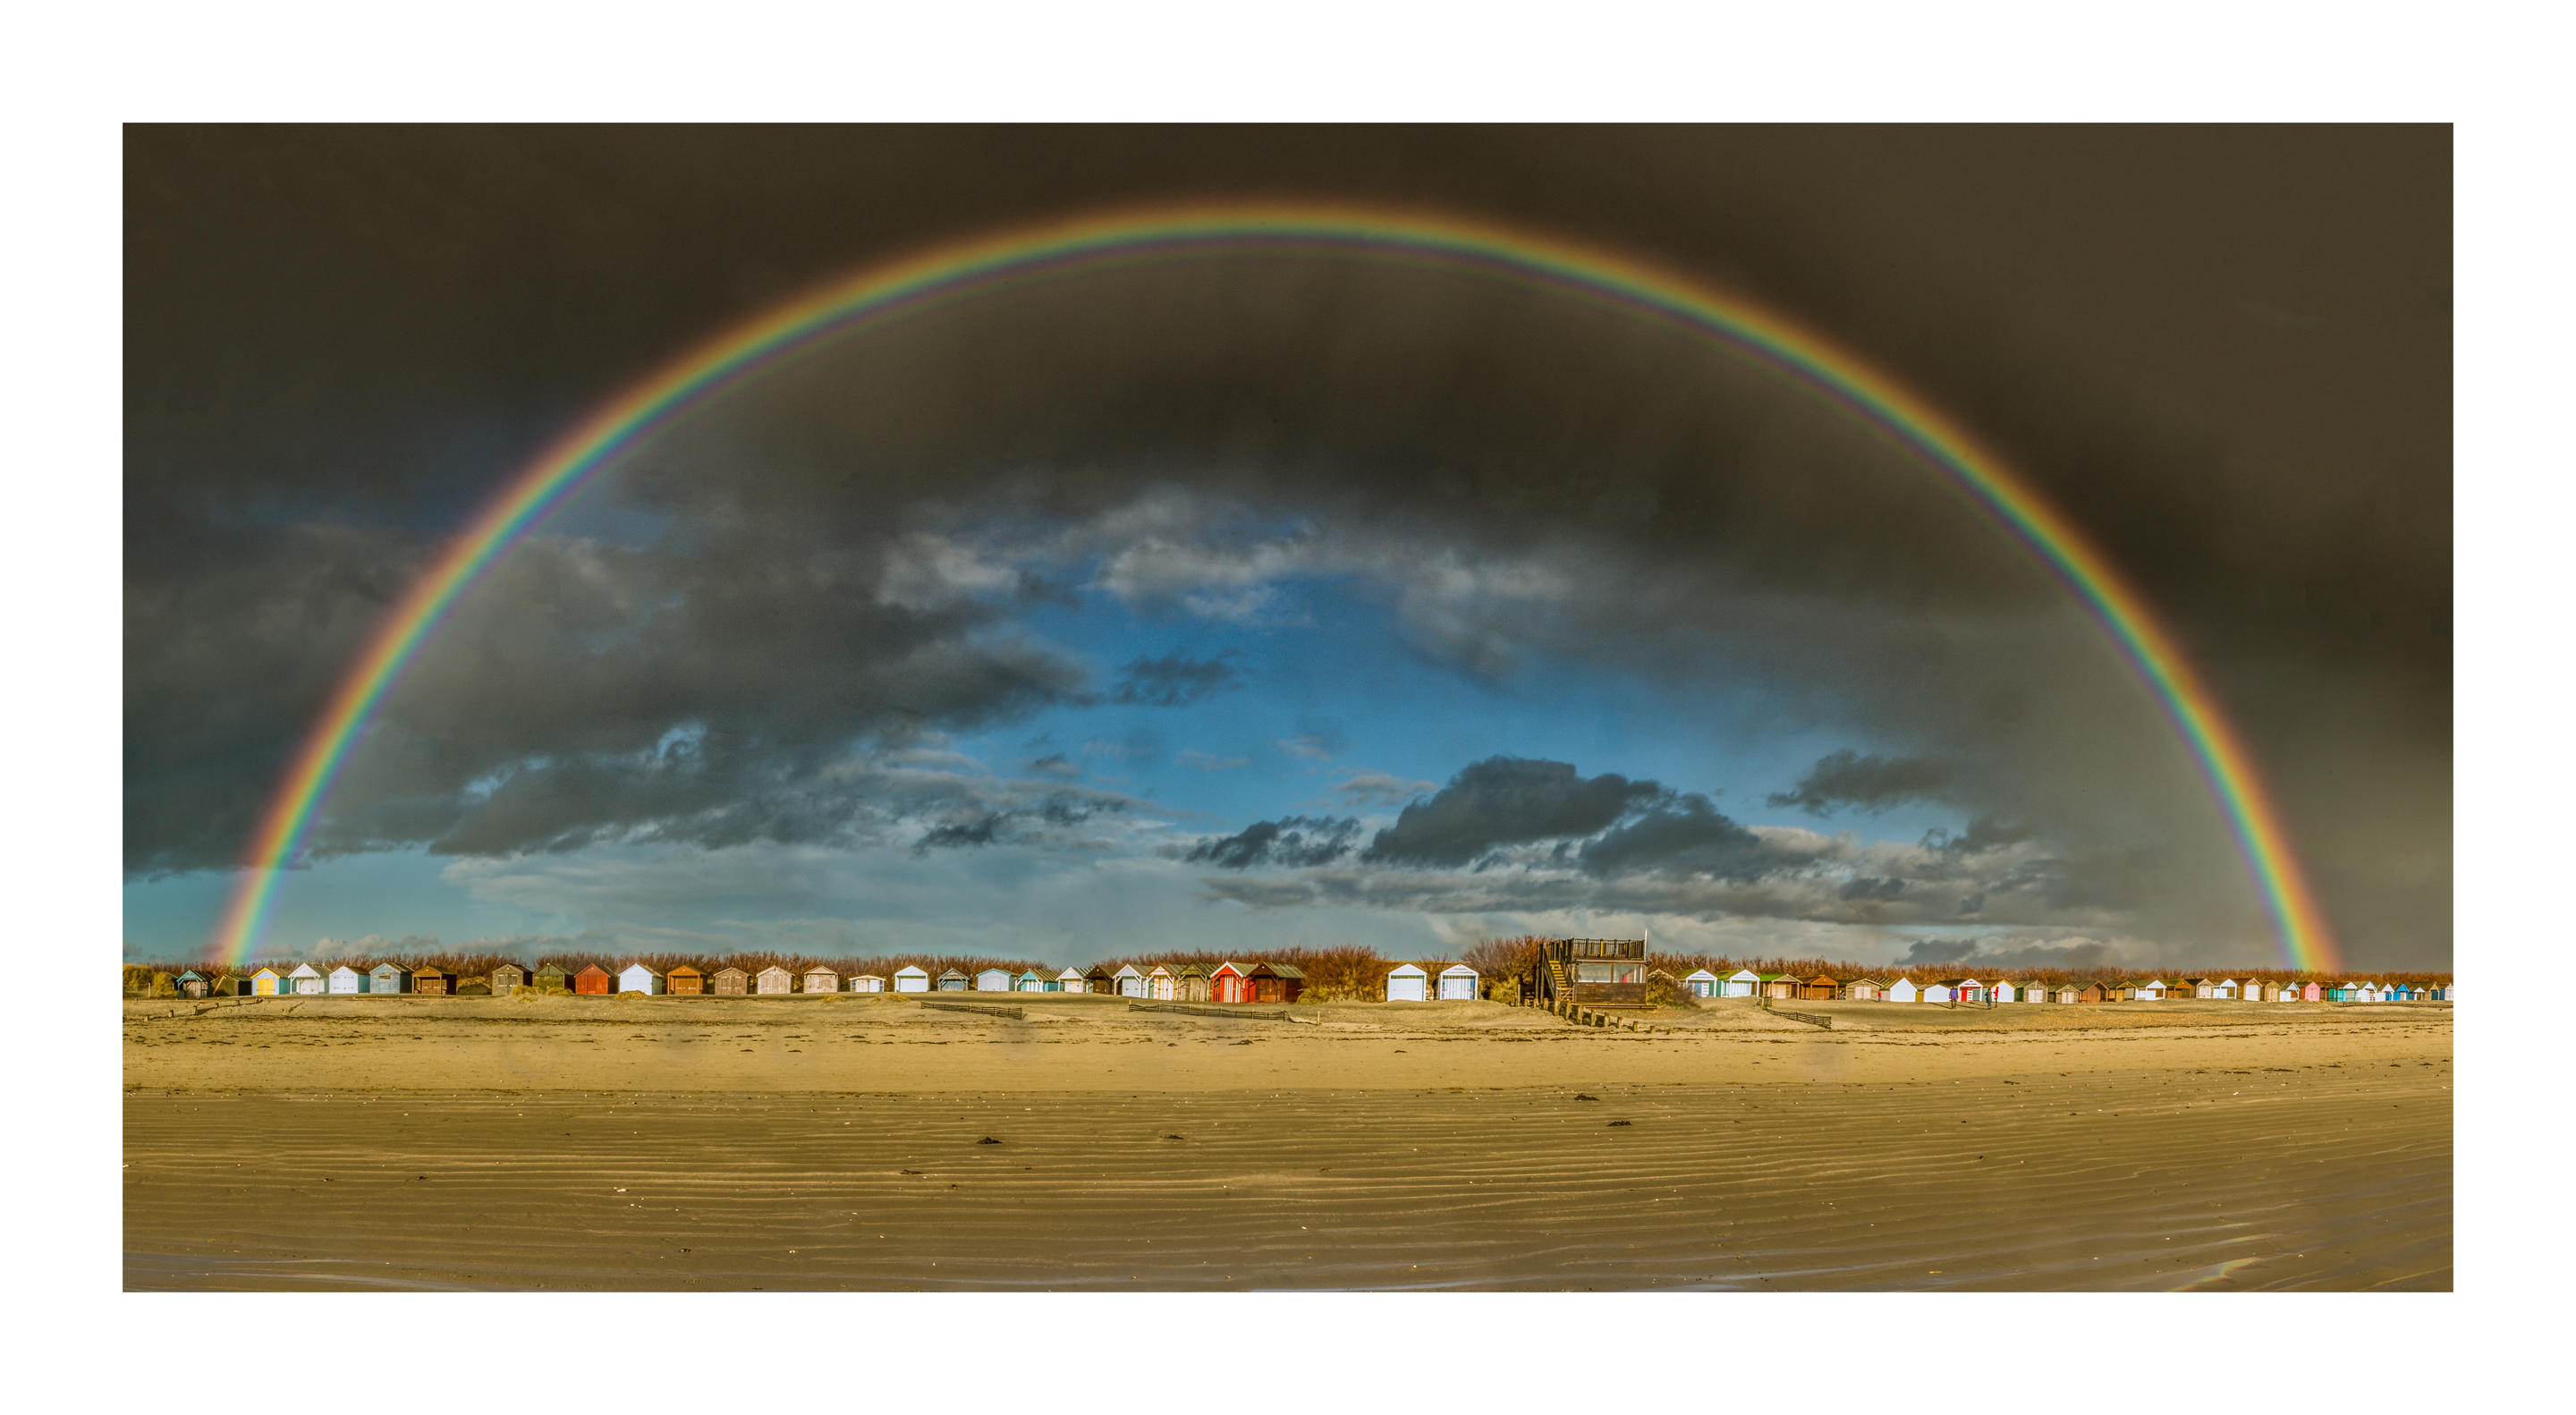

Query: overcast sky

[123,126,2449,970]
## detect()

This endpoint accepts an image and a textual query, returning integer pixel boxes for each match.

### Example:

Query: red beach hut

[573,964,613,996]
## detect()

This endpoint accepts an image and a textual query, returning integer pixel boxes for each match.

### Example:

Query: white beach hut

[1683,969,1720,998]
[1056,967,1088,994]
[849,973,885,993]
[1436,962,1480,1001]
[618,963,662,995]
[1114,963,1147,997]
[975,968,1012,992]
[892,965,929,994]
[327,964,364,995]
[288,962,326,996]
[755,965,793,996]
[1919,980,1953,1004]
[803,965,842,995]
[1385,962,1429,1002]
[2356,982,2383,1003]
[1884,977,1918,1004]
[1723,969,1761,997]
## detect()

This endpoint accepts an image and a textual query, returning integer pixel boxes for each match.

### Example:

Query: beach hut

[1842,977,1885,1001]
[327,964,363,995]
[1919,980,1954,1004]
[411,964,450,996]
[756,965,794,996]
[250,967,284,996]
[1017,969,1048,993]
[570,964,609,996]
[1056,968,1087,994]
[1946,978,1987,1004]
[1721,970,1760,997]
[974,968,1011,992]
[366,963,404,995]
[1170,963,1208,1003]
[208,972,246,996]
[1146,965,1176,1000]
[2300,981,2322,1002]
[803,965,842,995]
[1758,972,1799,1000]
[2360,982,2385,1002]
[1884,977,1919,1004]
[1249,962,1305,1004]
[1210,962,1252,1003]
[936,968,969,992]
[490,962,528,996]
[1799,973,1840,1002]
[1085,964,1117,994]
[618,963,661,995]
[849,973,885,994]
[892,965,928,994]
[2047,983,2078,1004]
[287,963,326,996]
[1385,962,1429,1002]
[532,962,569,993]
[666,965,704,996]
[2180,977,2212,998]
[2136,979,2171,1000]
[1438,962,1481,1000]
[1111,963,1146,998]
[175,969,208,998]
[1682,969,1720,998]
[712,966,750,996]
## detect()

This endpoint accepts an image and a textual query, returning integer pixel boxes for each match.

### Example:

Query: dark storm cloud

[1575,795,1788,881]
[1362,757,1664,867]
[1184,815,1361,869]
[1768,750,1955,816]
[1107,651,1241,708]
[124,128,2448,966]
[1898,936,2119,973]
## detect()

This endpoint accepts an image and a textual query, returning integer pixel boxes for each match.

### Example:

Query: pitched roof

[894,964,928,976]
[1254,962,1306,979]
[1387,962,1428,975]
[1682,970,1719,980]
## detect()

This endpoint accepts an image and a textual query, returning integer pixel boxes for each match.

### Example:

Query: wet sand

[123,995,2451,1290]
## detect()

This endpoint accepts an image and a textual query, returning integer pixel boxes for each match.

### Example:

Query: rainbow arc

[208,204,2340,972]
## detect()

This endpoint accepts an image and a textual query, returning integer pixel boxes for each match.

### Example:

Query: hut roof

[1802,973,1839,985]
[713,966,749,979]
[894,965,929,978]
[1211,961,1247,977]
[937,969,968,980]
[1057,968,1085,979]
[1439,962,1479,976]
[1019,969,1046,980]
[1387,962,1428,976]
[852,973,886,982]
[667,965,702,977]
[176,969,204,981]
[1936,978,1979,987]
[1174,962,1209,979]
[572,963,607,979]
[411,963,448,978]
[1847,976,1885,987]
[1682,970,1719,981]
[1114,963,1145,978]
[1260,962,1306,979]
[288,963,324,978]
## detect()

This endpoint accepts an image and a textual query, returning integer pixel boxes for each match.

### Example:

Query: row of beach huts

[153,959,2445,1004]
[1673,970,2451,1004]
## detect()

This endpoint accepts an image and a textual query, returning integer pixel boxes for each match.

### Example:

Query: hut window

[1577,962,1642,984]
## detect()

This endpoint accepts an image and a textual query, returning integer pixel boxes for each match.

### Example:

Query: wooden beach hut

[1842,977,1885,1001]
[1249,962,1304,1004]
[287,963,326,996]
[176,969,208,998]
[936,969,969,992]
[711,966,750,996]
[2300,981,2322,1001]
[849,973,885,993]
[455,974,493,996]
[571,964,609,996]
[1799,973,1840,1001]
[1146,965,1176,1000]
[1385,962,1429,1002]
[1017,969,1048,993]
[368,963,405,995]
[666,965,704,996]
[1176,963,1214,1003]
[411,963,451,996]
[327,964,363,995]
[618,963,661,995]
[1758,972,1800,1000]
[803,965,842,995]
[756,965,794,996]
[2047,983,2079,1004]
[1683,969,1720,998]
[208,972,247,996]
[532,962,569,993]
[491,962,528,996]
[974,968,1011,992]
[1057,968,1087,993]
[1438,962,1480,1000]
[892,965,928,993]
[1084,964,1117,994]
[1211,962,1252,1003]
[1884,977,1919,1004]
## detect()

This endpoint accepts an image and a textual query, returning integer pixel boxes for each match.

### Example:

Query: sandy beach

[123,994,2451,1290]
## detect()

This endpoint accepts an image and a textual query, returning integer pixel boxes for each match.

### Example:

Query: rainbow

[207,202,2341,971]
